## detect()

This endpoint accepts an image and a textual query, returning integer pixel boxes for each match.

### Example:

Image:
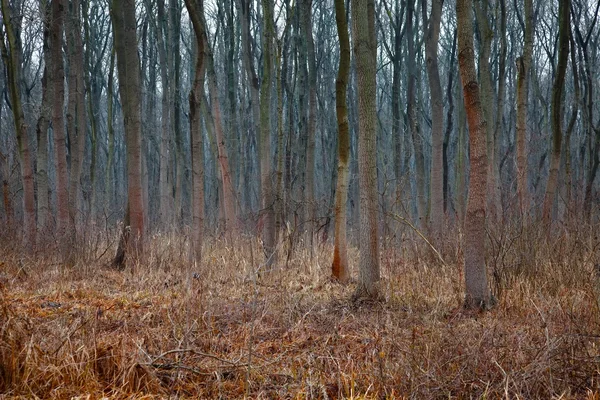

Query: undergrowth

[0,221,599,399]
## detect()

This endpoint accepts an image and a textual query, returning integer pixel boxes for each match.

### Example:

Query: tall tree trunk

[331,0,351,282]
[105,45,116,215]
[67,0,86,235]
[474,0,501,224]
[542,0,570,223]
[49,0,68,238]
[169,0,184,226]
[111,0,145,263]
[185,0,206,266]
[238,0,261,211]
[301,0,317,248]
[352,0,380,300]
[200,13,237,237]
[494,0,508,219]
[36,0,52,233]
[260,0,276,266]
[423,0,444,246]
[406,0,426,226]
[443,32,457,215]
[0,0,36,248]
[456,0,491,309]
[150,0,173,228]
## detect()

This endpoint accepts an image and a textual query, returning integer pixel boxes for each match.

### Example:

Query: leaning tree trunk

[0,0,36,248]
[456,0,492,309]
[352,0,380,300]
[111,0,145,265]
[331,0,351,282]
[542,0,570,223]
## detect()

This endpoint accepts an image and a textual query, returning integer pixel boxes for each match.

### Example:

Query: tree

[49,0,69,240]
[199,5,237,237]
[406,0,426,226]
[353,0,380,299]
[456,0,492,309]
[515,0,532,217]
[260,0,277,266]
[331,0,351,282]
[301,0,317,247]
[66,0,87,234]
[542,0,570,222]
[0,0,36,248]
[111,0,145,263]
[423,0,444,246]
[36,0,52,233]
[185,0,205,266]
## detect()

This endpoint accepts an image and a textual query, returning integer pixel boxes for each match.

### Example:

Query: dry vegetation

[0,221,599,399]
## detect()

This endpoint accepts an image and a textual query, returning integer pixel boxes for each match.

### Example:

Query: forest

[0,0,599,397]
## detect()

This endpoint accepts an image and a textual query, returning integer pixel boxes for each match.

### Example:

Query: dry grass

[0,223,599,399]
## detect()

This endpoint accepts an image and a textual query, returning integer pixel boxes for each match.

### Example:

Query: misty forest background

[1,0,600,397]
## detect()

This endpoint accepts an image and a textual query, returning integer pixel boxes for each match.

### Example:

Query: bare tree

[185,0,206,266]
[66,0,86,235]
[331,0,351,282]
[542,0,570,223]
[0,0,36,248]
[456,0,492,309]
[353,0,380,299]
[260,0,277,265]
[111,0,145,264]
[423,0,444,246]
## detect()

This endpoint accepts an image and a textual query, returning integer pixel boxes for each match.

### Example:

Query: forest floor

[0,226,599,399]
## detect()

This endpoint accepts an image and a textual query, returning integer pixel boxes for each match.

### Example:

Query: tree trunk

[406,0,426,226]
[49,0,69,240]
[352,0,380,300]
[150,0,173,228]
[423,0,443,246]
[36,0,52,234]
[260,0,276,266]
[185,0,206,266]
[0,0,37,248]
[474,0,501,224]
[456,0,491,309]
[332,0,351,282]
[201,14,237,237]
[105,46,116,215]
[301,0,317,249]
[542,0,570,223]
[111,0,145,262]
[67,0,86,236]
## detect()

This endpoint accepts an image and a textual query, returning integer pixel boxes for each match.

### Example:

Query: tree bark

[36,0,52,233]
[260,0,277,266]
[352,0,380,300]
[474,0,501,224]
[423,0,444,246]
[200,11,237,237]
[332,0,351,282]
[185,0,206,266]
[67,0,86,235]
[0,0,37,248]
[111,0,145,262]
[406,0,426,226]
[542,0,570,223]
[456,0,491,309]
